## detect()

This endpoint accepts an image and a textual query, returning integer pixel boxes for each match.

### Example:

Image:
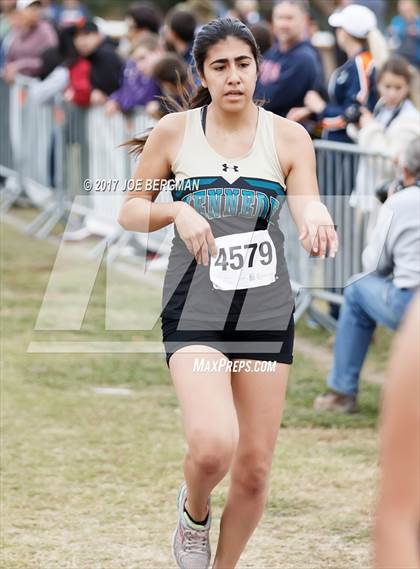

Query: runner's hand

[174,202,217,265]
[299,201,338,258]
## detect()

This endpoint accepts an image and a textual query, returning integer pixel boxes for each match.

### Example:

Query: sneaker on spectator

[314,391,358,414]
[172,482,212,569]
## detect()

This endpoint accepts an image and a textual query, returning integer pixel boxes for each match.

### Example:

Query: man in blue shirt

[254,0,325,117]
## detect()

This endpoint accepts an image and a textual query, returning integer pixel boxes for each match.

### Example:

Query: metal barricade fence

[0,78,13,175]
[0,76,161,246]
[0,77,396,326]
[290,139,395,329]
[1,75,60,217]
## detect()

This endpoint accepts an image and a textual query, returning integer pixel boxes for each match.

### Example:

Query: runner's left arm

[279,120,338,258]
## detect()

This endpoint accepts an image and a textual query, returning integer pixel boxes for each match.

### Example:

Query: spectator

[249,20,273,55]
[374,292,420,569]
[72,20,123,105]
[163,8,197,67]
[3,0,57,82]
[27,26,78,189]
[146,52,188,119]
[106,32,162,115]
[348,56,420,213]
[314,137,420,413]
[39,0,61,26]
[0,0,16,69]
[351,0,387,33]
[304,4,385,319]
[121,1,163,57]
[232,0,261,26]
[56,0,90,29]
[304,3,383,143]
[389,0,420,69]
[63,54,91,107]
[28,26,77,104]
[254,0,326,118]
[127,1,162,35]
[185,0,216,26]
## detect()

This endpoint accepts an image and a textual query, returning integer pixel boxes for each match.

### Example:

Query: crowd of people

[1,0,419,415]
[0,0,195,116]
[1,0,419,122]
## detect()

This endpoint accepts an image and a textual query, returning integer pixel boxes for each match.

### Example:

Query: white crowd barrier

[0,76,396,327]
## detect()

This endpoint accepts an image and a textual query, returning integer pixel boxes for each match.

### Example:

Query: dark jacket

[87,40,123,95]
[319,50,378,143]
[254,40,324,117]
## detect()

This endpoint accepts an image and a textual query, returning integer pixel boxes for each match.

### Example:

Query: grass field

[1,218,391,568]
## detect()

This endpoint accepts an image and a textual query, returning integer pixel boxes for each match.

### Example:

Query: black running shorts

[161,314,294,367]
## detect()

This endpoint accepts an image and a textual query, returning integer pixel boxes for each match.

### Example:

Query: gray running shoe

[172,482,212,569]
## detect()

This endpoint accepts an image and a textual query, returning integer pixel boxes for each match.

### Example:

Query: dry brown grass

[3,380,378,569]
[2,220,380,568]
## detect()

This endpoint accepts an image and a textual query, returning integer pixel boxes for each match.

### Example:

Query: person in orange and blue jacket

[304,3,384,144]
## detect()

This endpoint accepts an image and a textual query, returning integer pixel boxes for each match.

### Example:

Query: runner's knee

[188,430,235,475]
[231,451,271,496]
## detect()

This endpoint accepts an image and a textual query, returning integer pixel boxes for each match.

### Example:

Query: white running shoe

[172,482,212,569]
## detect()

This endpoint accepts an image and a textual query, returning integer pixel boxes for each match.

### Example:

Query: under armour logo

[222,163,239,172]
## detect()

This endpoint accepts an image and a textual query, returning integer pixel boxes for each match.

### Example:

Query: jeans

[327,273,416,396]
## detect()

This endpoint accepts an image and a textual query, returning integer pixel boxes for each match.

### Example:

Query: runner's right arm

[117,114,183,233]
[118,113,217,265]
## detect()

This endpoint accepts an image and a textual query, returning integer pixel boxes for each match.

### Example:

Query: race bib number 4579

[209,230,277,291]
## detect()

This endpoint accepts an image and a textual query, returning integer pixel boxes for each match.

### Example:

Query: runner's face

[378,71,410,107]
[200,36,257,110]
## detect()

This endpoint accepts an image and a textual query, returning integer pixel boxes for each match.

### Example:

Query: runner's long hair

[124,17,261,156]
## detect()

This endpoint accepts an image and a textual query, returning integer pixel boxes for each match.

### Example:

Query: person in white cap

[2,0,57,83]
[302,3,386,143]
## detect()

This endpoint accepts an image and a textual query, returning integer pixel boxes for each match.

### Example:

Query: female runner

[118,17,338,569]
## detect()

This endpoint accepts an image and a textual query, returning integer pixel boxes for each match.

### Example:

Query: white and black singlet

[161,105,295,366]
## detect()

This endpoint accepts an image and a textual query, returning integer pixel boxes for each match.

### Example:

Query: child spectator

[249,21,273,55]
[349,56,420,213]
[146,52,188,119]
[106,32,162,115]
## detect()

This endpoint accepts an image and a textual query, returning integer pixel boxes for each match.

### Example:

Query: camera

[375,178,411,203]
[343,101,362,124]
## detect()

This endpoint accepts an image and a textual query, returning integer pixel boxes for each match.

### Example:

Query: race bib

[209,230,277,291]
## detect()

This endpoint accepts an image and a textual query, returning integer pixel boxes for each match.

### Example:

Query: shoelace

[184,527,208,553]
